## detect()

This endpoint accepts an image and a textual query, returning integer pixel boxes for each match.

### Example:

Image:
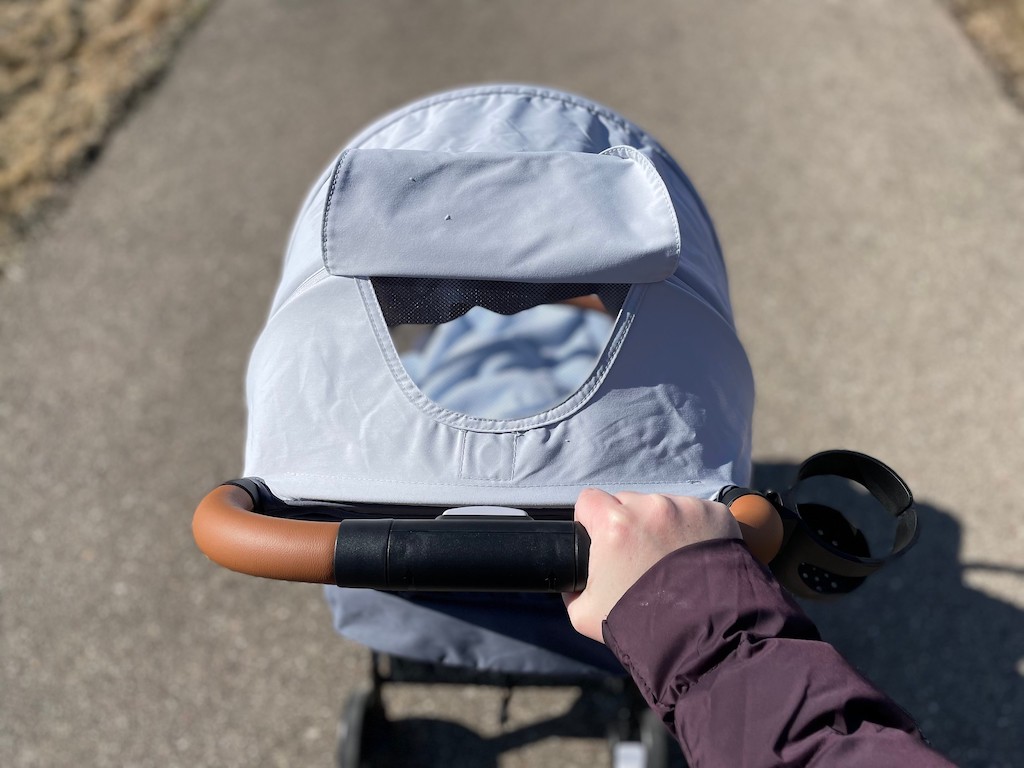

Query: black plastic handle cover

[333,518,590,592]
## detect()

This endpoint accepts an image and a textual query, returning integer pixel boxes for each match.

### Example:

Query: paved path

[2,1,1022,766]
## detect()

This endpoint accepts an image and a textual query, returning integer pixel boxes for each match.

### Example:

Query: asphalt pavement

[2,1,1022,766]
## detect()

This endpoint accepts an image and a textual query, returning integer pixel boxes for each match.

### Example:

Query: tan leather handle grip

[728,493,784,564]
[192,485,339,583]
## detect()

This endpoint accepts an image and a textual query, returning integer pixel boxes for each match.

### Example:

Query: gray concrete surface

[2,1,1022,766]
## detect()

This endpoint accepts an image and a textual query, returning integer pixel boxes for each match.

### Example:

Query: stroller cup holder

[720,449,919,600]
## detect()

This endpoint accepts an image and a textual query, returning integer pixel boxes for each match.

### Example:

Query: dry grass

[0,0,213,270]
[950,0,1024,104]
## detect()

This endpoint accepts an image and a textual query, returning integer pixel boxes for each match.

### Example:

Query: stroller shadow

[753,462,1024,767]
[353,462,1022,767]
[364,691,656,768]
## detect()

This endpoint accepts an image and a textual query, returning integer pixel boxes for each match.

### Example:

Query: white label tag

[440,506,529,517]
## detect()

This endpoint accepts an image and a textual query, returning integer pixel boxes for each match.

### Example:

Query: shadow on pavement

[753,461,1023,768]
[334,461,1022,767]
[340,684,687,768]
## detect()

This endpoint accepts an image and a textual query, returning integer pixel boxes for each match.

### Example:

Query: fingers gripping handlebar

[192,482,782,591]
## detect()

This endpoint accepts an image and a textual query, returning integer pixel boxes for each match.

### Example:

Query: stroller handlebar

[192,484,340,584]
[192,483,781,591]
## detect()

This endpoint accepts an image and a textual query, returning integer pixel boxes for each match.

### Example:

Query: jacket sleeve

[602,538,955,768]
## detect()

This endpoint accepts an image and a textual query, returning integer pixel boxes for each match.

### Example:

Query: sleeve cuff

[602,538,819,711]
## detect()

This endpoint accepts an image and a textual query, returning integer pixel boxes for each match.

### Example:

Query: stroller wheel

[336,687,389,768]
[638,709,673,768]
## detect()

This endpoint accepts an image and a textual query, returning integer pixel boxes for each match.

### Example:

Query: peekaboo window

[373,278,628,420]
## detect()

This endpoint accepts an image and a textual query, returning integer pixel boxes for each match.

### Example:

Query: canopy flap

[322,146,680,283]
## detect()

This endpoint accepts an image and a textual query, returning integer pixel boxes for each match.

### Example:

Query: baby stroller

[193,85,919,767]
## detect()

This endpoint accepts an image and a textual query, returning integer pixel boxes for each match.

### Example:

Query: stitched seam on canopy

[665,273,738,336]
[267,268,331,322]
[457,430,467,480]
[356,276,644,433]
[600,145,680,269]
[321,149,352,273]
[276,471,710,489]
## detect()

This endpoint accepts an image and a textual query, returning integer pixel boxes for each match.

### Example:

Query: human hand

[563,489,741,643]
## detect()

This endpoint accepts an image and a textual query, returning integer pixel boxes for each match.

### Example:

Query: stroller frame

[337,650,683,768]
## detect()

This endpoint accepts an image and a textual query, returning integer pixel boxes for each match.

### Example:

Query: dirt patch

[950,0,1024,105]
[0,0,213,271]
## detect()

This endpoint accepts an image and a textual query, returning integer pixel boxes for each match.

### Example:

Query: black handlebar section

[334,518,590,592]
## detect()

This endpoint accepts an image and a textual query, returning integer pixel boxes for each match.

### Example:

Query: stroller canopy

[245,84,754,508]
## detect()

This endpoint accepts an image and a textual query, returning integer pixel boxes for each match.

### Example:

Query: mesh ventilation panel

[371,278,630,326]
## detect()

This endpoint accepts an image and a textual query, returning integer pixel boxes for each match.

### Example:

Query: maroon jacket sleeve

[602,538,955,768]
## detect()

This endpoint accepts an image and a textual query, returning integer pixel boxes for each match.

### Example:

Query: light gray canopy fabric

[246,85,753,508]
[324,146,680,283]
[244,85,755,673]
